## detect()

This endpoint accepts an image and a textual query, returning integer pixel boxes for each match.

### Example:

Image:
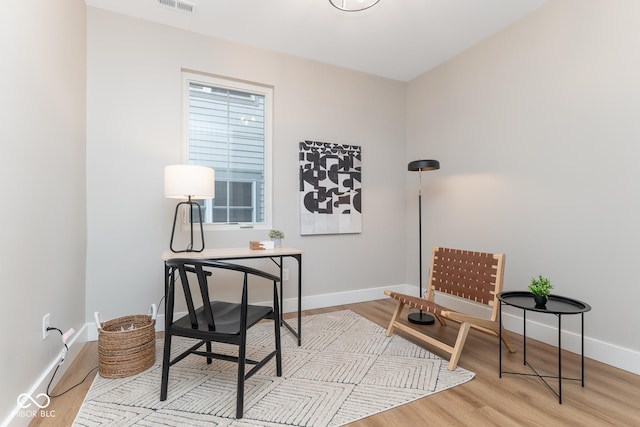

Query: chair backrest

[426,246,505,309]
[166,258,280,331]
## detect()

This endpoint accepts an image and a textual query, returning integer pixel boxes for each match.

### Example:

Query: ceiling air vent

[157,0,196,14]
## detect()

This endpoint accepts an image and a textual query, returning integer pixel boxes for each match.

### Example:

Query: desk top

[162,247,303,261]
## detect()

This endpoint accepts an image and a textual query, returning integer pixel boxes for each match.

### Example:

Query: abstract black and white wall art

[299,140,362,235]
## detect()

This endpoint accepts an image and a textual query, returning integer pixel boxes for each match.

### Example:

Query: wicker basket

[96,307,156,379]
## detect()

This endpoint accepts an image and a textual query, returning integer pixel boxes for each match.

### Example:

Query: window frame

[181,70,273,231]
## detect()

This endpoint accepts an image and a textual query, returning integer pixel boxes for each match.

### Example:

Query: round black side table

[497,291,591,404]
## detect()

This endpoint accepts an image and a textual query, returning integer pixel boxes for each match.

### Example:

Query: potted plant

[528,275,553,308]
[268,229,285,248]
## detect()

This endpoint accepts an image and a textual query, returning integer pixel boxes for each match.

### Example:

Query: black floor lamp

[408,159,440,325]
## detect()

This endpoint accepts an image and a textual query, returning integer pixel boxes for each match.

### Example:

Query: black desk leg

[296,254,302,346]
[279,256,284,327]
[272,254,302,346]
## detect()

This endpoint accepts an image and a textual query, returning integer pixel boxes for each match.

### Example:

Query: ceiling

[85,0,547,82]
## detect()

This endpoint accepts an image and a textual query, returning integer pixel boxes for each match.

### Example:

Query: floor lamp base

[408,312,435,325]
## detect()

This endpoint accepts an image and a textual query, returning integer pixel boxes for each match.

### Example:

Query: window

[182,72,272,229]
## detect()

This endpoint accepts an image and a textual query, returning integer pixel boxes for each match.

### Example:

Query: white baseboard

[2,324,89,427]
[289,283,415,312]
[85,284,639,376]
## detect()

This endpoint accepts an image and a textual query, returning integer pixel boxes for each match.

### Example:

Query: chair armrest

[441,311,497,331]
[183,266,212,276]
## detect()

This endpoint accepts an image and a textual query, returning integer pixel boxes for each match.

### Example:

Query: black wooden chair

[160,258,282,419]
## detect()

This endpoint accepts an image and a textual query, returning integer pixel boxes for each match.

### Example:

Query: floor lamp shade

[408,159,440,325]
[408,159,440,172]
[164,165,215,253]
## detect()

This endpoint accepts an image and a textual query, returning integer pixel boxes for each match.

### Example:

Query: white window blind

[183,72,272,227]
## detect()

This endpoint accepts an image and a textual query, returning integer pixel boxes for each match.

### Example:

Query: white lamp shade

[164,165,215,200]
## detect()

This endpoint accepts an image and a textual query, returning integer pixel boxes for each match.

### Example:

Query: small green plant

[268,229,285,239]
[528,275,553,297]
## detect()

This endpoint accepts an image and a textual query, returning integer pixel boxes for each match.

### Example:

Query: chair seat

[385,290,445,317]
[172,301,273,337]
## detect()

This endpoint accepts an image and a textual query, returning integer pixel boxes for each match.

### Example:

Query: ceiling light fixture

[329,0,380,12]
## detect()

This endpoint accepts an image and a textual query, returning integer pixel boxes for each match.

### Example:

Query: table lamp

[164,164,215,253]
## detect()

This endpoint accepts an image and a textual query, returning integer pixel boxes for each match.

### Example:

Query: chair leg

[206,341,212,364]
[236,338,246,419]
[434,313,448,326]
[160,333,172,401]
[386,301,405,337]
[500,326,516,353]
[448,322,471,371]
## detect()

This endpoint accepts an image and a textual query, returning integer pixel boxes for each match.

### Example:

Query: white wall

[0,0,87,424]
[407,0,640,366]
[86,8,407,321]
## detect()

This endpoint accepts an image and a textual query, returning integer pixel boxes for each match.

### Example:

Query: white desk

[162,247,303,345]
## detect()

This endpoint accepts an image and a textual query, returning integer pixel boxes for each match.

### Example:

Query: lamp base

[169,200,205,253]
[408,312,435,325]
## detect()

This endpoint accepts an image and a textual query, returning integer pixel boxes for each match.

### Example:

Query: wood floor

[31,299,640,426]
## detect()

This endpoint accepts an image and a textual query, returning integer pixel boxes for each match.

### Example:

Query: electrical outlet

[283,268,289,281]
[42,313,50,340]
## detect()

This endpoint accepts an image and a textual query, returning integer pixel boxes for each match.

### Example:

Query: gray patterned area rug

[74,310,474,426]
